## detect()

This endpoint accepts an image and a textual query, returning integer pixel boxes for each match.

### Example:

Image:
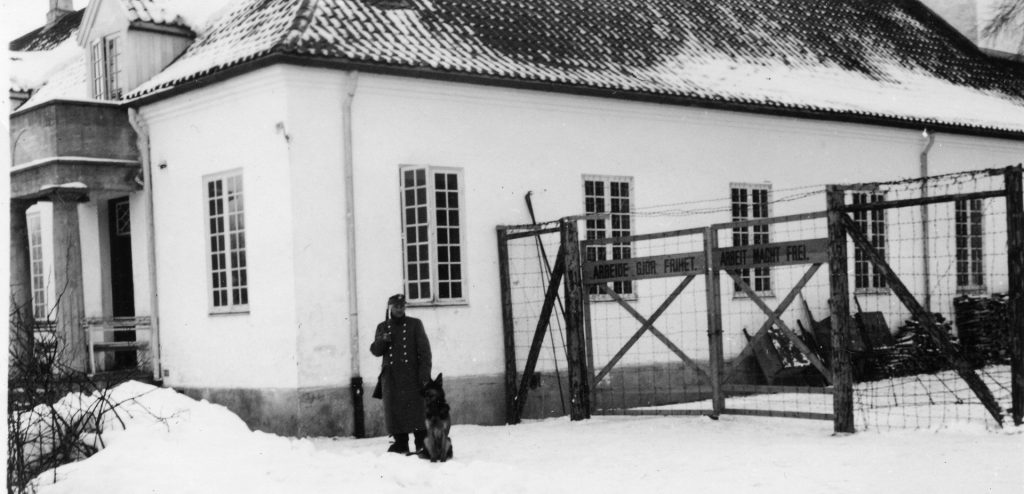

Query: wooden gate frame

[497,219,590,425]
[581,227,718,416]
[827,165,1024,432]
[708,212,835,421]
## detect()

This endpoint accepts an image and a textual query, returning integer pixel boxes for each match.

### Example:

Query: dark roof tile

[127,0,1024,134]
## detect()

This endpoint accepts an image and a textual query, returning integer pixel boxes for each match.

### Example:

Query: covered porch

[9,99,158,378]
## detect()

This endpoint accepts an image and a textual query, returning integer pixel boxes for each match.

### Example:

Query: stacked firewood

[954,293,1011,367]
[864,314,957,380]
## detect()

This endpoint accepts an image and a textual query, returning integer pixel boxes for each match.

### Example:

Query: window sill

[854,288,890,296]
[407,300,469,308]
[956,287,987,296]
[588,294,639,303]
[209,307,250,316]
[733,292,775,300]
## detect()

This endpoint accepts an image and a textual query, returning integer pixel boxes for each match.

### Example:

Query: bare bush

[7,300,142,494]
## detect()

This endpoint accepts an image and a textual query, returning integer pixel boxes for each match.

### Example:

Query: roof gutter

[920,129,935,312]
[342,71,365,438]
[127,108,163,382]
[123,53,1024,142]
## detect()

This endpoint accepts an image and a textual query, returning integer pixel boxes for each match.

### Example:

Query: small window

[28,212,48,320]
[583,175,633,297]
[852,191,887,291]
[90,34,121,99]
[205,171,248,312]
[731,183,771,295]
[955,198,984,291]
[400,165,466,304]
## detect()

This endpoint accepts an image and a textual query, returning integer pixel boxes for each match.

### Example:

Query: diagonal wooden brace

[593,277,693,385]
[512,245,565,424]
[601,276,711,383]
[727,270,833,384]
[840,213,1004,426]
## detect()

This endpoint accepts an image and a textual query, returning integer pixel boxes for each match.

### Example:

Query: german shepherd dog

[421,373,453,462]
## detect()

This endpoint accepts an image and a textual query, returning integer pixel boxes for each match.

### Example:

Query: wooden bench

[87,317,152,375]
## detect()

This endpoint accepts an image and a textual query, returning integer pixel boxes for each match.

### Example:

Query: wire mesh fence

[836,168,1016,431]
[499,224,571,420]
[498,165,1021,431]
[584,227,713,415]
[713,212,834,420]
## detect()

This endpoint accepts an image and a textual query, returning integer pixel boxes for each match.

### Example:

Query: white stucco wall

[141,67,300,389]
[140,63,1024,391]
[329,70,1024,381]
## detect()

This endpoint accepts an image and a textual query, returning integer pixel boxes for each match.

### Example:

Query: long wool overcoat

[370,316,432,435]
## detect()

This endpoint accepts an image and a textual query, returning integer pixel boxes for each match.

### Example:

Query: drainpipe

[128,108,162,382]
[342,72,365,437]
[920,129,935,313]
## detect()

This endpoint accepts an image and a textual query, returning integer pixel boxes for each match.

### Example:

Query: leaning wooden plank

[728,271,833,384]
[512,246,565,424]
[723,263,822,383]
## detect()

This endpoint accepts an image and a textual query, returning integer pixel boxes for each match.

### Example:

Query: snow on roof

[8,9,84,51]
[125,0,1024,136]
[9,37,82,93]
[119,0,234,34]
[16,53,89,110]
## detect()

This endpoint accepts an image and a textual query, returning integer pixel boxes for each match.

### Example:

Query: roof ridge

[281,0,321,50]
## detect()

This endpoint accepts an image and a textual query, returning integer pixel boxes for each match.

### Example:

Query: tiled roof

[9,9,84,51]
[121,0,187,27]
[123,0,1024,135]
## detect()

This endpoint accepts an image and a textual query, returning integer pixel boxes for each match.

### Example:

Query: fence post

[497,227,518,424]
[561,219,591,420]
[704,227,725,416]
[1005,166,1024,426]
[827,185,855,433]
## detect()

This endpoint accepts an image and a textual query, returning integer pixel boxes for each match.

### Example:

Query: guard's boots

[413,429,427,454]
[387,433,409,454]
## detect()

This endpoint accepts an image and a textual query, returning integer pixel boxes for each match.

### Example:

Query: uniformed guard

[370,293,432,454]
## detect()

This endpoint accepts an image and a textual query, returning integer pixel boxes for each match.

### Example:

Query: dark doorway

[108,197,136,369]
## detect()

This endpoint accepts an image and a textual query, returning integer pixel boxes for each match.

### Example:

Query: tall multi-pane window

[91,41,105,99]
[27,212,48,320]
[90,35,121,99]
[206,171,248,311]
[583,175,633,296]
[104,35,122,99]
[852,191,887,290]
[731,183,771,294]
[400,166,465,303]
[955,198,984,290]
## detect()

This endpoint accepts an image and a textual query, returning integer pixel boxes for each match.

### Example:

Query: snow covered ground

[24,380,1023,494]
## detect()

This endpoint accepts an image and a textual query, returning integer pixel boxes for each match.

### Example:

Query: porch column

[10,199,35,371]
[49,190,88,372]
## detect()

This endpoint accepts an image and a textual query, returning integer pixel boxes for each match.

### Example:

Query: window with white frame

[731,183,771,294]
[400,166,465,303]
[852,191,887,291]
[28,212,48,320]
[205,171,248,311]
[90,34,122,99]
[583,175,633,296]
[955,198,984,290]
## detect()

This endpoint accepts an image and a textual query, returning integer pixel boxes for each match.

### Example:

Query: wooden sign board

[583,251,705,284]
[713,238,828,270]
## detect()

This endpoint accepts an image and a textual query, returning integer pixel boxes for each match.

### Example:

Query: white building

[9,0,1024,436]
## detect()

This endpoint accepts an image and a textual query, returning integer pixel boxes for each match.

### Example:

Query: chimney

[46,0,75,27]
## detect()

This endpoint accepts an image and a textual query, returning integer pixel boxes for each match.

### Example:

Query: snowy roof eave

[122,51,1024,142]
